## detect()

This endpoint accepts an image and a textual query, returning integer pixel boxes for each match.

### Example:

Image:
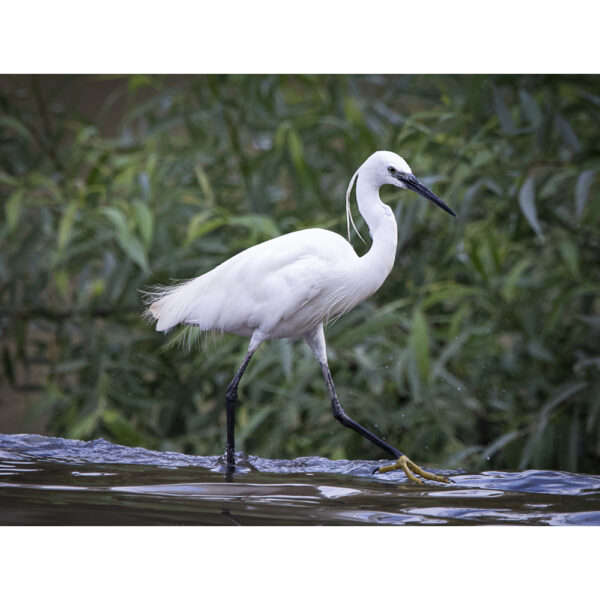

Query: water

[1,433,599,525]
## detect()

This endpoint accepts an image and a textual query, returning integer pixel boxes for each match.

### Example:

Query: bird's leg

[319,361,402,458]
[320,363,450,484]
[304,325,449,485]
[224,343,259,477]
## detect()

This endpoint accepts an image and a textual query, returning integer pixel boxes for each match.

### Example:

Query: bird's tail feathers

[141,280,199,332]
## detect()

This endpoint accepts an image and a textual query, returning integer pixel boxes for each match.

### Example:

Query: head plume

[345,168,366,244]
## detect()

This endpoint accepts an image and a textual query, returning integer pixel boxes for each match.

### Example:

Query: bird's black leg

[319,361,450,483]
[318,361,403,460]
[225,347,256,479]
[304,324,449,484]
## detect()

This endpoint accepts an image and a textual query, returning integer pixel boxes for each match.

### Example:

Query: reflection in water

[0,433,599,525]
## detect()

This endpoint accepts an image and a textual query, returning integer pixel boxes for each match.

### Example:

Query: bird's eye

[388,166,396,174]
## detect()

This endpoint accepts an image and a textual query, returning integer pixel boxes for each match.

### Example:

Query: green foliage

[1,75,599,472]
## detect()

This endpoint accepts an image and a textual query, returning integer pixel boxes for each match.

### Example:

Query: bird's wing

[149,229,358,336]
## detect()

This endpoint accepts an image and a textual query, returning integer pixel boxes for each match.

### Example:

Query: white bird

[146,150,455,483]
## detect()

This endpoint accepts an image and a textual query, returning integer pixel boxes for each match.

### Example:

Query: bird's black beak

[396,173,456,217]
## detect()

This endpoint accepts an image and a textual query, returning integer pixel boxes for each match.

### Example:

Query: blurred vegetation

[1,74,599,473]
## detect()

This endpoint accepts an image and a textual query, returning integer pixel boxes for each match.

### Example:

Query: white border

[2,1,599,73]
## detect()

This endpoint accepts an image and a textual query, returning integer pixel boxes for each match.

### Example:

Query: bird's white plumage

[149,228,386,338]
[147,151,417,343]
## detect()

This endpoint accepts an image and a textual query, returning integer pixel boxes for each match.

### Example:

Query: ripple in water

[1,433,599,525]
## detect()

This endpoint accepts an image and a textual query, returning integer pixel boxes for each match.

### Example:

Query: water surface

[1,433,599,525]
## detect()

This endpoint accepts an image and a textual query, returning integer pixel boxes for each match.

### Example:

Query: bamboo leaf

[102,409,143,446]
[410,308,430,382]
[68,412,99,439]
[518,176,544,240]
[186,211,225,245]
[228,214,280,239]
[117,235,150,273]
[555,114,581,152]
[558,240,579,277]
[133,200,154,247]
[100,206,149,272]
[493,87,516,134]
[540,381,588,418]
[57,201,78,251]
[519,90,542,128]
[575,169,594,220]
[0,172,18,186]
[288,128,305,174]
[100,206,129,239]
[484,430,520,460]
[5,190,23,232]
[0,115,33,142]
[194,164,215,205]
[503,258,533,302]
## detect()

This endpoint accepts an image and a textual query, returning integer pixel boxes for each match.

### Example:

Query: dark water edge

[1,433,599,525]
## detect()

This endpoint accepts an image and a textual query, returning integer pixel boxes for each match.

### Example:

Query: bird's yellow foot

[377,455,451,484]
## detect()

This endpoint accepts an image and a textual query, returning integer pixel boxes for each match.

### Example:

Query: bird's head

[362,150,456,217]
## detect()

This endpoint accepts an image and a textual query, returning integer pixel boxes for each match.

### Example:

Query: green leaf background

[0,74,599,473]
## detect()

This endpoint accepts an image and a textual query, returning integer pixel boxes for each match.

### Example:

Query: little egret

[146,151,456,483]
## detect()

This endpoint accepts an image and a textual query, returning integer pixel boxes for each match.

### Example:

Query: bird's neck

[355,175,398,284]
